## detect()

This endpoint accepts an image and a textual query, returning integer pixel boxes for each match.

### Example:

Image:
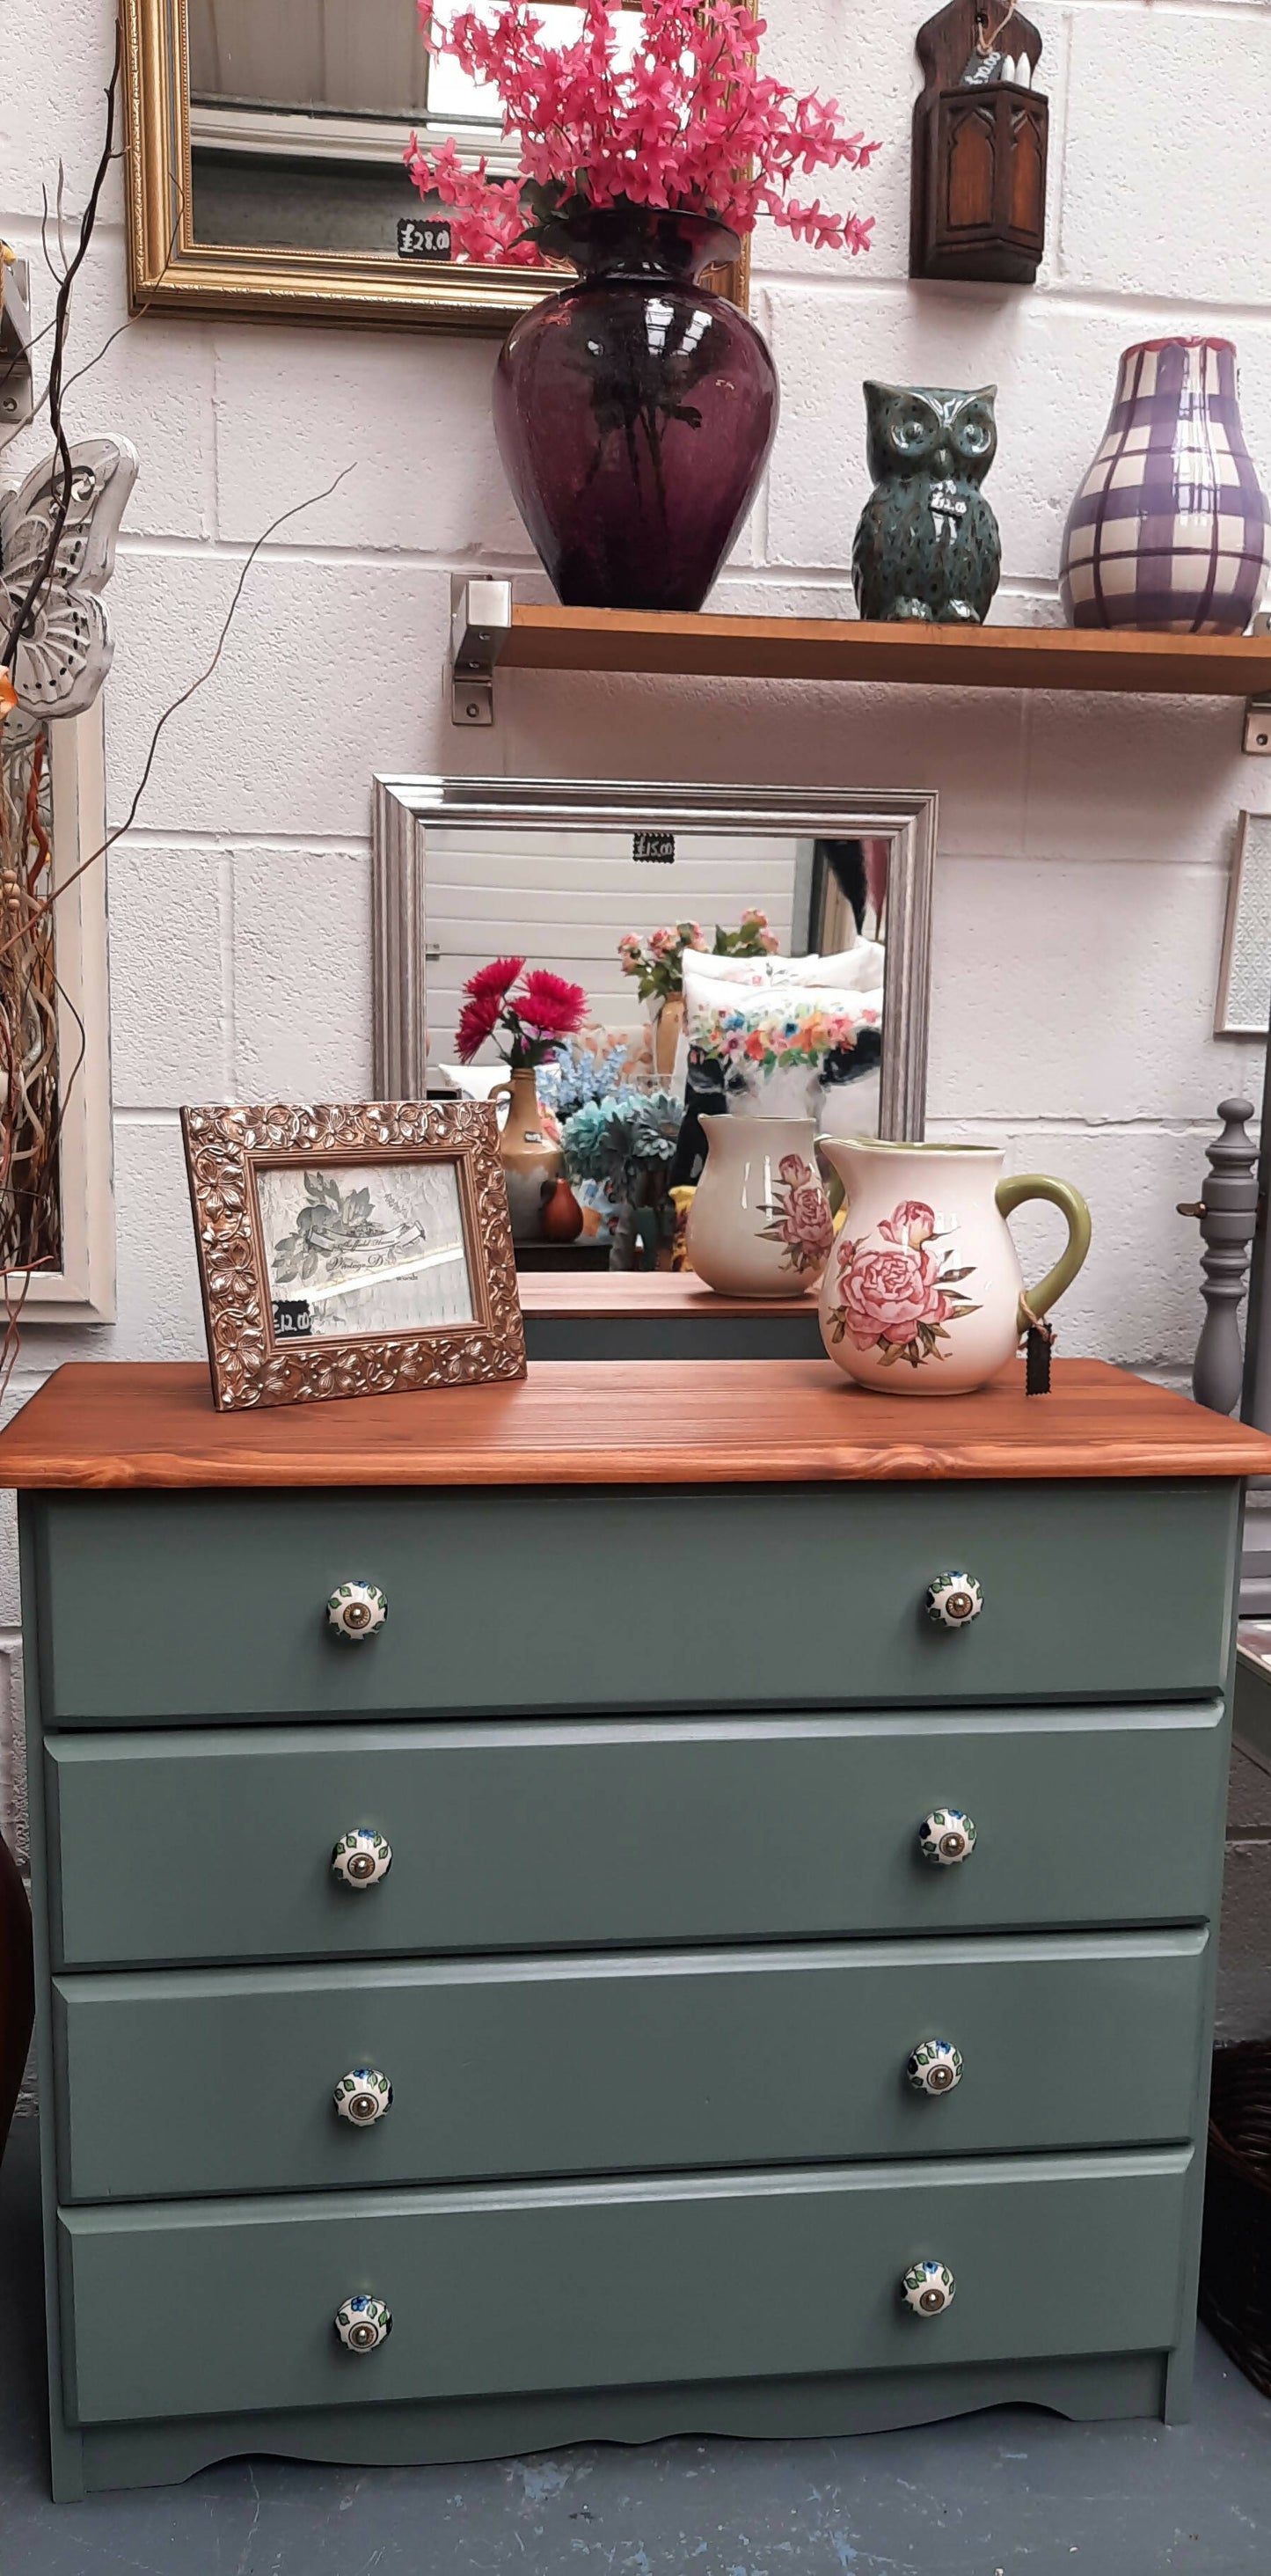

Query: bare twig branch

[28,155,179,426]
[3,27,121,676]
[0,40,353,1351]
[0,465,356,970]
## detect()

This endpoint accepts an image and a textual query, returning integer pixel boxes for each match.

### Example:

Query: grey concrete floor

[4,2123,1270,2575]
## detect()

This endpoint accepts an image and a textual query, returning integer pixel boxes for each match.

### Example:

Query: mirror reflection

[186,0,641,259]
[425,823,892,1261]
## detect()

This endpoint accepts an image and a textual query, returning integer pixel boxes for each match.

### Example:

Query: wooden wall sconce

[910,1,1048,285]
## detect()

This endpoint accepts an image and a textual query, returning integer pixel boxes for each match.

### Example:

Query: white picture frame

[1216,811,1271,1038]
[11,705,115,1323]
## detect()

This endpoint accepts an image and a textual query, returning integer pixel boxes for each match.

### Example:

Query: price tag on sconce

[398,217,453,262]
[633,831,676,863]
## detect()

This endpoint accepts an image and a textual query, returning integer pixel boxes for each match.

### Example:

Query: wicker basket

[1200,2041,1271,2397]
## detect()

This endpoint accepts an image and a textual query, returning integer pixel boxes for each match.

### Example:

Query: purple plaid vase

[1060,338,1271,633]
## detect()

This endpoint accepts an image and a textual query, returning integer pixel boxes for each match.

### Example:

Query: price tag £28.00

[398,217,453,262]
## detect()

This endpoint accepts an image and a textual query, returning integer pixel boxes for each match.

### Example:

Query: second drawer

[47,1703,1227,1969]
[53,1930,1209,2201]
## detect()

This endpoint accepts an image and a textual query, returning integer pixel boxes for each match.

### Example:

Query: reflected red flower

[465,955,525,1002]
[517,968,588,1037]
[456,991,504,1061]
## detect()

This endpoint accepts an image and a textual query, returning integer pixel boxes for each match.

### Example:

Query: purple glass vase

[492,204,778,612]
[1060,337,1271,633]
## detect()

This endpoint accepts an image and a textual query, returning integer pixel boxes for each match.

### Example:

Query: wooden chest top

[1,1357,1269,1489]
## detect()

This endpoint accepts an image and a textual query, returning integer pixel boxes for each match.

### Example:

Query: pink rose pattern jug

[816,1139,1091,1395]
[686,1115,834,1299]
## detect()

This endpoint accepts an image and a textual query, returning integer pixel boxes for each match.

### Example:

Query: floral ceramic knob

[907,2038,964,2097]
[334,2067,393,2126]
[334,2294,392,2353]
[331,1827,393,1889]
[918,1808,976,1866]
[327,1582,388,1643]
[902,2259,956,2317]
[925,1571,982,1630]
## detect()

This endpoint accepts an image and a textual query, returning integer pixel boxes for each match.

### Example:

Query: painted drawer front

[46,1703,1226,1969]
[53,1932,1209,2202]
[59,2151,1191,2426]
[29,1478,1237,1723]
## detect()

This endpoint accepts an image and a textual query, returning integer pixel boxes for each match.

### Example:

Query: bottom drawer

[59,2150,1191,2427]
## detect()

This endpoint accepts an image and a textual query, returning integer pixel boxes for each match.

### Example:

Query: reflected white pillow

[688,946,878,992]
[437,1064,508,1102]
[683,944,886,1120]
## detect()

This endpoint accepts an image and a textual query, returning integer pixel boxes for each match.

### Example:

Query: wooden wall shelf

[449,584,1271,742]
[502,606,1271,698]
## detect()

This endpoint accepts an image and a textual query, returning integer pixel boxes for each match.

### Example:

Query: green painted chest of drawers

[5,1355,1269,2502]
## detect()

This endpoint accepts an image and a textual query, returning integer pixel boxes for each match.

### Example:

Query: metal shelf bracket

[1246,612,1271,752]
[1,253,34,442]
[450,576,512,726]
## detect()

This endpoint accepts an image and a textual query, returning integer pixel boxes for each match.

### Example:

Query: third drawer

[46,1702,1227,1970]
[52,1930,1209,2202]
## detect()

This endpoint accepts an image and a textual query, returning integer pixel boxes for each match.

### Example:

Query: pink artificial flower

[406,0,877,265]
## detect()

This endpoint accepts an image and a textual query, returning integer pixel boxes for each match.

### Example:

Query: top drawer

[26,1479,1238,1725]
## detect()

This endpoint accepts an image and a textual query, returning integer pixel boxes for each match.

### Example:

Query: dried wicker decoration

[1200,2040,1271,2399]
[0,730,62,1306]
[181,1100,526,1411]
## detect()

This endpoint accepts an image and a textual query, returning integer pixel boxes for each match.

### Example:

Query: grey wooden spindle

[1242,1035,1271,1437]
[1178,1097,1259,1415]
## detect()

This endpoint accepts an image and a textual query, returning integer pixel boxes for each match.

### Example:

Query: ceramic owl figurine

[852,383,1001,625]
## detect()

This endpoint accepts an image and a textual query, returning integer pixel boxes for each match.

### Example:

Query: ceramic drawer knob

[331,1827,393,1889]
[925,1570,982,1630]
[907,2038,964,2097]
[327,1582,388,1643]
[334,2067,393,2126]
[902,2260,956,2318]
[333,2294,392,2354]
[917,1807,976,1866]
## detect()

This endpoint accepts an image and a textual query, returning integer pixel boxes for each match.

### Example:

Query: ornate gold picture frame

[181,1100,526,1410]
[121,0,747,330]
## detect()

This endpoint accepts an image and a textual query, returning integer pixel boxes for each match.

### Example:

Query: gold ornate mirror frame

[121,0,749,331]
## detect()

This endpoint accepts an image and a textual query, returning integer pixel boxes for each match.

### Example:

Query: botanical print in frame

[181,1100,525,1410]
[259,1160,476,1338]
[1216,812,1271,1036]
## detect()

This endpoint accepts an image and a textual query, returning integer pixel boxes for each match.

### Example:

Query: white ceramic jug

[816,1138,1091,1394]
[686,1116,834,1299]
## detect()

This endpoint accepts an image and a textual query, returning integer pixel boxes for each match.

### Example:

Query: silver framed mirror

[371,776,937,1141]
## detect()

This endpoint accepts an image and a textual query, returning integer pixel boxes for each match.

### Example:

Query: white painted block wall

[1,0,1269,1882]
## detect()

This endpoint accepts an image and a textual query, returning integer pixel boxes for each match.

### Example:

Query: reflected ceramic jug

[816,1140,1091,1394]
[686,1116,833,1299]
